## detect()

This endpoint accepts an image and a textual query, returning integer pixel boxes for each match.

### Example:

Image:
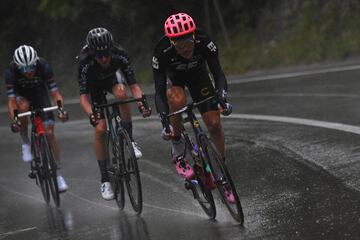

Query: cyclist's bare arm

[80,93,93,117]
[50,90,64,107]
[128,83,144,99]
[7,97,18,120]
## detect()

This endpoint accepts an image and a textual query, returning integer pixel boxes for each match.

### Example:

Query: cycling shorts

[168,71,218,114]
[16,86,55,125]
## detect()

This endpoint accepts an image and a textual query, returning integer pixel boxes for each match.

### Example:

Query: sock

[20,130,30,144]
[121,121,133,141]
[97,160,109,183]
[171,136,185,157]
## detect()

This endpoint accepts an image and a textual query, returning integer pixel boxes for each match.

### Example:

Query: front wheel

[199,135,244,224]
[119,129,143,214]
[40,136,60,207]
[107,131,125,209]
[192,164,216,219]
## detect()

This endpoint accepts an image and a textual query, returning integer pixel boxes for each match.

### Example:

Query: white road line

[229,114,360,135]
[66,191,119,210]
[0,227,37,237]
[131,114,360,136]
[230,64,360,84]
[55,113,360,137]
[236,93,360,98]
[0,184,44,203]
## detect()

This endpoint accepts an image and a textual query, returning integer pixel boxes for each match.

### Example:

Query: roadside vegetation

[1,0,360,102]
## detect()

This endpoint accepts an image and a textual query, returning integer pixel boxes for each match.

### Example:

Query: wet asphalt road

[1,64,360,239]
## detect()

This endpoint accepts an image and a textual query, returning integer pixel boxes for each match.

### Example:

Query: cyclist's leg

[16,96,30,143]
[167,80,194,179]
[15,94,32,162]
[166,86,186,137]
[186,72,225,160]
[111,74,142,158]
[89,84,114,200]
[202,111,225,159]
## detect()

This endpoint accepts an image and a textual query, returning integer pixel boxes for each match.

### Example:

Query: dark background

[1,0,360,100]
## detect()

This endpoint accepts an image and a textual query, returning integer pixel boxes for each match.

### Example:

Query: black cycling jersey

[77,43,137,97]
[5,57,58,98]
[152,30,228,114]
[4,57,58,123]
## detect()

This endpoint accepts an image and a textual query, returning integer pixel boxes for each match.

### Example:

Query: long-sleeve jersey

[77,44,137,95]
[152,30,228,114]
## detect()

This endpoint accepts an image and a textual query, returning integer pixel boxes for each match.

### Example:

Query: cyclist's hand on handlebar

[217,90,232,116]
[10,119,21,133]
[89,111,104,127]
[138,104,152,118]
[218,102,233,116]
[58,110,69,122]
[161,126,173,141]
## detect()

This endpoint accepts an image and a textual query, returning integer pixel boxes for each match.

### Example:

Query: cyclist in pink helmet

[152,13,234,203]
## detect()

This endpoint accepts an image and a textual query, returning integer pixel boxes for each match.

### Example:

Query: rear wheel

[41,136,60,207]
[199,135,244,224]
[119,129,143,214]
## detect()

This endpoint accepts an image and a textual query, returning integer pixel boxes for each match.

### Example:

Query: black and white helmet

[13,45,38,67]
[86,27,113,51]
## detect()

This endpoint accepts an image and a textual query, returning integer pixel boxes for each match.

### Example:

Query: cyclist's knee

[17,98,30,112]
[113,84,128,100]
[167,89,186,108]
[94,120,106,136]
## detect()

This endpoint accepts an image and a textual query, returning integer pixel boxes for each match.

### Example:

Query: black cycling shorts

[89,71,127,105]
[16,85,55,124]
[168,71,218,114]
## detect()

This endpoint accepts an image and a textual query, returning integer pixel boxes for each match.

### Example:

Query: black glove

[138,104,152,117]
[58,110,69,122]
[217,90,233,116]
[89,111,104,127]
[221,102,233,116]
[11,119,21,133]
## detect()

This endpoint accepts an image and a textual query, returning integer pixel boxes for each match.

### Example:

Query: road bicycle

[14,101,66,207]
[94,93,149,214]
[163,95,244,223]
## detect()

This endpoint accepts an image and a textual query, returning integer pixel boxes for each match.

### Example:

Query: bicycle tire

[41,136,60,207]
[33,136,50,204]
[119,129,143,214]
[108,131,125,209]
[199,135,244,224]
[192,164,216,219]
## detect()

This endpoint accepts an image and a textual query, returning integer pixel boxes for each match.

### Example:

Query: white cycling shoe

[101,182,114,200]
[132,142,142,159]
[57,176,68,192]
[22,143,33,162]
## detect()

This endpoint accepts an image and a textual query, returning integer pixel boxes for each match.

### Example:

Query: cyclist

[152,13,234,203]
[77,27,151,200]
[5,45,69,192]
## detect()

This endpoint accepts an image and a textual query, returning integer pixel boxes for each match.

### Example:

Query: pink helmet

[164,13,196,38]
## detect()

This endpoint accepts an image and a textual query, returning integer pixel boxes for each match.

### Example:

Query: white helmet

[13,45,38,68]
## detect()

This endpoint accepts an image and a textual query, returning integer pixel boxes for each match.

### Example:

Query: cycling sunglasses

[171,34,195,49]
[18,64,36,73]
[95,50,111,59]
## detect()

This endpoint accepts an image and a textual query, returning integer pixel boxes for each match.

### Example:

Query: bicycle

[93,93,150,214]
[14,101,66,207]
[162,95,244,223]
